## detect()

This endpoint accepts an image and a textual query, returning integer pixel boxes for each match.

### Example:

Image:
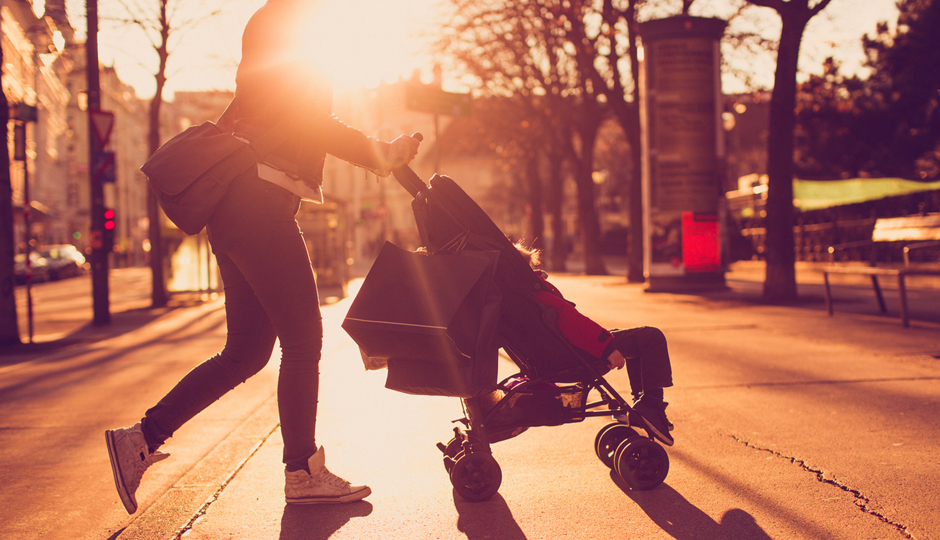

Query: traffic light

[103,208,115,251]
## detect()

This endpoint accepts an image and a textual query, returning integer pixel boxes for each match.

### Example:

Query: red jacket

[534,271,613,358]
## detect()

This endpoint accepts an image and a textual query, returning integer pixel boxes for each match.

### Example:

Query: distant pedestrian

[515,243,675,446]
[105,0,420,514]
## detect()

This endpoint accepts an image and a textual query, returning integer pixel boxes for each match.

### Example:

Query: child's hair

[514,241,541,268]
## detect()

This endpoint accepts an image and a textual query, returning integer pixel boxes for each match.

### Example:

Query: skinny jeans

[608,327,673,398]
[141,170,322,471]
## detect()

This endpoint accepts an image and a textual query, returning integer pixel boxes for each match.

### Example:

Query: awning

[793,178,940,211]
[727,176,940,215]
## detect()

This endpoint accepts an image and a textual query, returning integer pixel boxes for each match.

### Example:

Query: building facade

[4,0,155,269]
[3,0,72,251]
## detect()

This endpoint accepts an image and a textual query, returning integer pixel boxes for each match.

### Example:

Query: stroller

[342,165,670,502]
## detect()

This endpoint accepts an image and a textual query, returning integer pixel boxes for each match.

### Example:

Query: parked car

[37,244,87,280]
[14,251,51,284]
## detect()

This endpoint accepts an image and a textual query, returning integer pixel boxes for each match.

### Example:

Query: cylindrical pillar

[638,16,727,292]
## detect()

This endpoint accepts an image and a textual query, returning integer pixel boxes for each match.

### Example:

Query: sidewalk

[6,262,938,539]
[98,261,939,540]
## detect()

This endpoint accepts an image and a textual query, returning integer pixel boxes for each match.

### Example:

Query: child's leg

[609,327,675,446]
[609,326,673,399]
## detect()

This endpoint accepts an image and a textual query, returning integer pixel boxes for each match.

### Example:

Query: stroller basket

[468,377,590,443]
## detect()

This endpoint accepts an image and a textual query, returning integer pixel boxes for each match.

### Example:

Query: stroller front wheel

[614,437,669,490]
[440,436,464,474]
[595,422,641,469]
[450,450,502,502]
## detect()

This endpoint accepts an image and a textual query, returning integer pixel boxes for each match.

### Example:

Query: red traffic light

[104,208,116,230]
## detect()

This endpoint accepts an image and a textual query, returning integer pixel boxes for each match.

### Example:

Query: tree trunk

[148,2,170,308]
[546,151,567,272]
[573,146,607,275]
[625,104,644,283]
[762,17,805,303]
[526,153,545,251]
[148,96,167,308]
[607,101,644,281]
[568,109,607,276]
[0,60,20,345]
[623,2,644,282]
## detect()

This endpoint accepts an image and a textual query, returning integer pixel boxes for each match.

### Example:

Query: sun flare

[299,0,433,90]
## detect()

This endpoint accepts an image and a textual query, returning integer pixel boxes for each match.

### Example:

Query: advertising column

[638,16,727,292]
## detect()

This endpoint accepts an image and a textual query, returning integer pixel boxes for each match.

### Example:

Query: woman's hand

[385,134,421,172]
[607,350,625,370]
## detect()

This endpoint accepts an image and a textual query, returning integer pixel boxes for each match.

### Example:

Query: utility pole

[87,0,110,325]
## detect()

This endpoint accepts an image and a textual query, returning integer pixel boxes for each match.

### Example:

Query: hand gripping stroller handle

[391,133,427,197]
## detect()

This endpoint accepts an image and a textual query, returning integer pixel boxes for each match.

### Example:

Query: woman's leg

[141,253,277,451]
[206,174,322,471]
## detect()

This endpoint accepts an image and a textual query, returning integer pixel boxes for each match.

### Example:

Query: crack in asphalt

[731,435,914,539]
[172,423,280,540]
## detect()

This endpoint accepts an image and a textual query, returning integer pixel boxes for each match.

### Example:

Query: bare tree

[560,0,646,279]
[105,0,220,307]
[437,0,611,274]
[742,0,833,302]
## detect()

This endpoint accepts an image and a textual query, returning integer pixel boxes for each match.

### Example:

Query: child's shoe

[105,422,169,514]
[285,446,371,504]
[632,398,675,447]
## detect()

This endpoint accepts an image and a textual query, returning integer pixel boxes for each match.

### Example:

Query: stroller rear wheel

[614,437,669,490]
[595,422,641,469]
[450,450,502,502]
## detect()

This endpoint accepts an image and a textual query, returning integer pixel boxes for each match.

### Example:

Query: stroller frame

[391,165,669,501]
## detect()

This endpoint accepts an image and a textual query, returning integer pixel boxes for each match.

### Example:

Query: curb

[117,395,280,540]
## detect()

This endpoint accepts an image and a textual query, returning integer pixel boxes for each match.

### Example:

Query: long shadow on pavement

[614,473,772,540]
[1,285,348,364]
[0,306,177,361]
[279,501,373,540]
[454,492,527,540]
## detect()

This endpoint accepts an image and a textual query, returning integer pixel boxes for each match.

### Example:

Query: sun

[299,0,434,90]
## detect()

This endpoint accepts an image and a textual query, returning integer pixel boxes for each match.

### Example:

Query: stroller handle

[391,133,427,197]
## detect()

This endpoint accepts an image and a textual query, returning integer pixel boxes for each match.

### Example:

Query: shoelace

[314,468,351,488]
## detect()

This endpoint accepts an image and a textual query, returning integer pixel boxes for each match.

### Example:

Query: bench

[821,266,940,327]
[823,214,940,327]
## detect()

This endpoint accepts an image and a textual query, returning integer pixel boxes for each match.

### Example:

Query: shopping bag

[342,242,502,398]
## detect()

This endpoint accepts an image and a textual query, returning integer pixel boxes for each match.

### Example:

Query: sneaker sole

[105,430,138,514]
[286,486,372,505]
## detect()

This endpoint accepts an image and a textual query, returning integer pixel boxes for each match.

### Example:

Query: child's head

[514,242,541,269]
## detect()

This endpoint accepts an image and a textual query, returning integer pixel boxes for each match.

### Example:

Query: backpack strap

[215,97,288,161]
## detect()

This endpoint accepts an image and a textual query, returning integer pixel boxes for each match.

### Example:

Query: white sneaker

[105,423,169,514]
[285,446,371,504]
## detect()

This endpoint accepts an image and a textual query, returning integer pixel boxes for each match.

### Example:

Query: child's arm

[531,271,624,369]
[535,289,612,356]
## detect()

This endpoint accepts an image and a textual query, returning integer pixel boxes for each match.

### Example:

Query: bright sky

[57,0,898,100]
[714,0,901,92]
[62,0,447,99]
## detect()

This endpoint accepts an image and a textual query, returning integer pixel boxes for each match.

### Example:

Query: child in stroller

[514,243,675,447]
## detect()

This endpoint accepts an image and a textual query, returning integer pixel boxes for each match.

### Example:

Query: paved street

[1,264,938,539]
